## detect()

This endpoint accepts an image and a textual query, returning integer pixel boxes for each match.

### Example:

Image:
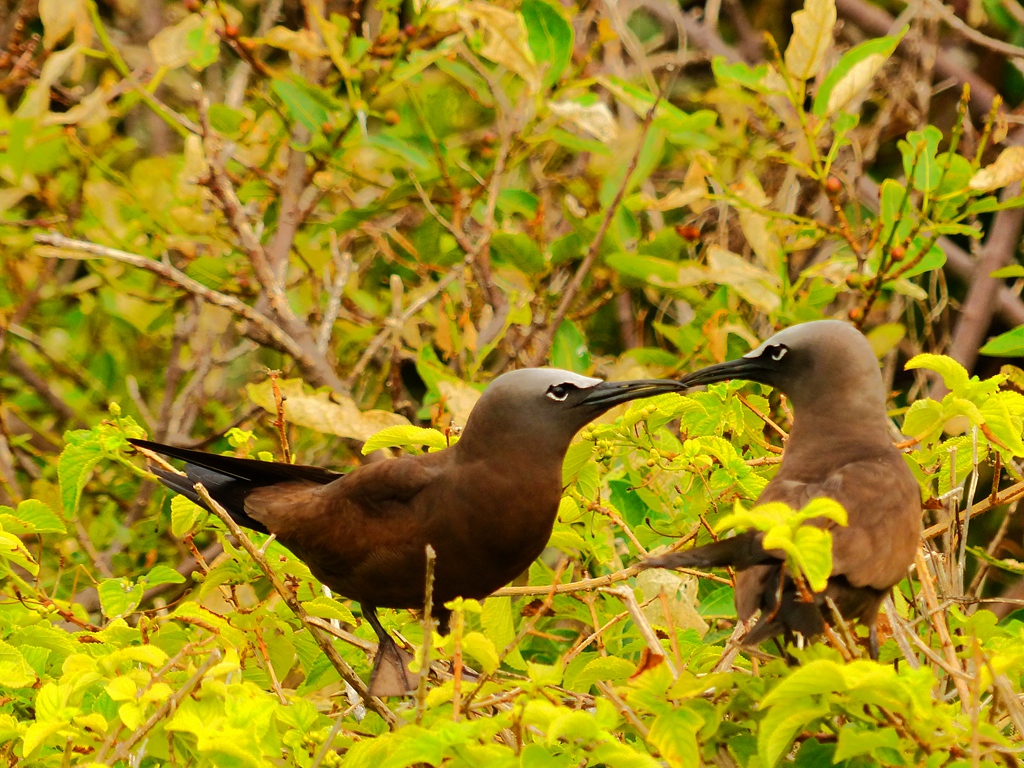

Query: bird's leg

[868,622,879,661]
[364,606,419,697]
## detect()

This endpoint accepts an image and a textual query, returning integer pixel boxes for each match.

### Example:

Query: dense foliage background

[4,0,1024,764]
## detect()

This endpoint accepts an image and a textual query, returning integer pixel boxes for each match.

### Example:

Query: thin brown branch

[34,234,310,365]
[923,479,1024,539]
[99,648,221,765]
[193,482,396,725]
[527,97,661,365]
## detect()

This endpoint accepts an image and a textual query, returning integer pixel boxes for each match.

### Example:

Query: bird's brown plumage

[133,368,685,694]
[645,321,922,657]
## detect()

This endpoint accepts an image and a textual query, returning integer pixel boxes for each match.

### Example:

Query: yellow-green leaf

[784,0,837,80]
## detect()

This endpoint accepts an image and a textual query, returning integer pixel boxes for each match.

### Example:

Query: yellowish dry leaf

[149,14,204,69]
[784,0,837,80]
[706,246,782,312]
[970,146,1024,192]
[42,84,112,127]
[681,154,712,214]
[247,379,409,442]
[15,45,80,119]
[825,53,886,115]
[642,186,705,212]
[636,570,708,637]
[549,101,619,142]
[263,27,328,59]
[458,3,541,92]
[38,0,80,49]
[438,379,483,428]
[734,175,783,275]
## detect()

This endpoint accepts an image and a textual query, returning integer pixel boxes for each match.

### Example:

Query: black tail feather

[128,439,342,485]
[133,438,342,535]
[644,532,776,571]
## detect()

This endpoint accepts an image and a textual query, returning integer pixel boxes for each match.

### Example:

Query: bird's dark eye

[763,344,788,362]
[546,384,574,402]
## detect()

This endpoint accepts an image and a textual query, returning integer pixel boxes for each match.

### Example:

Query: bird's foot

[368,639,420,697]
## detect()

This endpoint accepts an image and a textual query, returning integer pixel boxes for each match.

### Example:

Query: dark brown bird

[645,320,921,659]
[131,368,684,694]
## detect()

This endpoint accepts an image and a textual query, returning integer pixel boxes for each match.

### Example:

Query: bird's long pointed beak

[577,379,687,409]
[678,357,772,388]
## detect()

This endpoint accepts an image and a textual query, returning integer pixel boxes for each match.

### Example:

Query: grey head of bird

[455,368,685,457]
[678,320,888,426]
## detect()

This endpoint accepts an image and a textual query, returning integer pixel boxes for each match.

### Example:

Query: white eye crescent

[546,385,569,401]
[770,346,787,361]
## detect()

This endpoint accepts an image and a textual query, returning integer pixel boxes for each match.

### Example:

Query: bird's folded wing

[762,458,922,592]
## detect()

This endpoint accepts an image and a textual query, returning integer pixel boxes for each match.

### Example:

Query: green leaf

[58,435,104,517]
[981,325,1024,357]
[979,396,1024,455]
[712,57,769,90]
[992,264,1024,278]
[551,320,590,374]
[0,499,65,535]
[0,640,36,688]
[461,632,499,673]
[902,399,944,443]
[562,440,594,485]
[891,237,946,279]
[97,578,144,619]
[605,253,708,290]
[648,708,703,768]
[490,231,546,274]
[899,125,944,192]
[142,564,186,587]
[788,526,834,592]
[521,0,573,89]
[813,32,903,116]
[271,78,329,135]
[758,701,830,767]
[568,656,635,690]
[878,179,913,249]
[361,425,449,454]
[170,494,205,537]
[0,528,38,575]
[301,596,357,625]
[905,354,970,394]
[482,596,526,670]
[834,725,900,762]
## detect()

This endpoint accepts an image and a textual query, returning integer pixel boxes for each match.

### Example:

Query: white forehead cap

[550,370,603,389]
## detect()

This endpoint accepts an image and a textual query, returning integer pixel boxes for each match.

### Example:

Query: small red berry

[403,24,417,37]
[848,306,864,322]
[825,177,842,194]
[184,0,201,11]
[890,245,906,261]
[384,110,400,125]
[675,224,701,241]
[224,23,239,38]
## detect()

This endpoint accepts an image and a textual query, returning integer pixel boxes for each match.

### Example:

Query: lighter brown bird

[133,368,684,694]
[645,320,922,658]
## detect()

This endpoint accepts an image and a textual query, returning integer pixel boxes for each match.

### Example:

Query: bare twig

[100,649,221,765]
[192,482,396,725]
[33,235,310,367]
[923,479,1024,539]
[415,544,436,725]
[602,586,677,678]
[914,549,972,703]
[527,96,662,365]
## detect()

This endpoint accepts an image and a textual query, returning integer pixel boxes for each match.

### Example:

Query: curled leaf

[969,146,1024,192]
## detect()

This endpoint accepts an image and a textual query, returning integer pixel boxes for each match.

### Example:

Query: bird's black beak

[577,379,687,410]
[678,357,774,389]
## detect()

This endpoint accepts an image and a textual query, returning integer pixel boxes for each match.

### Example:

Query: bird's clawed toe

[368,639,421,697]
